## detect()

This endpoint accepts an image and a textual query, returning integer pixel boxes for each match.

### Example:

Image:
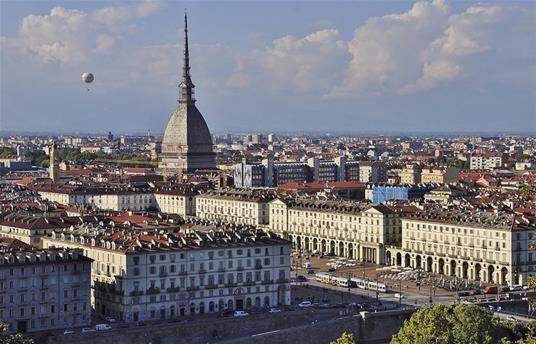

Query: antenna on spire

[179,8,195,103]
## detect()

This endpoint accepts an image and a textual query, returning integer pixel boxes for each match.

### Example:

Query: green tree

[0,147,16,158]
[0,322,34,344]
[391,304,524,344]
[331,332,356,344]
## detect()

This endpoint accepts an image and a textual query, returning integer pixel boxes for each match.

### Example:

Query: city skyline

[1,0,535,134]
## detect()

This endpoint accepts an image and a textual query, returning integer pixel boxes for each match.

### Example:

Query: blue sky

[1,0,535,135]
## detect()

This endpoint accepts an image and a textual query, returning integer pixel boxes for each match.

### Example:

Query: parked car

[511,285,523,292]
[307,269,316,275]
[95,324,112,331]
[298,301,313,308]
[268,308,281,313]
[81,328,96,333]
[328,268,336,272]
[104,316,116,323]
[63,329,74,335]
[297,275,308,282]
[234,310,249,317]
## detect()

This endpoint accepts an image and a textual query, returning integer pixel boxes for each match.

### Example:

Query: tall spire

[179,10,195,103]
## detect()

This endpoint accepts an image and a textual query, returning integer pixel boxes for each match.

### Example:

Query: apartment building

[399,165,422,185]
[153,187,198,217]
[195,189,277,226]
[420,166,460,184]
[470,153,503,170]
[42,224,291,322]
[0,247,92,334]
[32,184,157,212]
[0,214,86,248]
[359,162,387,183]
[269,198,417,264]
[386,204,535,286]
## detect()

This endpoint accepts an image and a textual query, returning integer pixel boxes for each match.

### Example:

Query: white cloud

[2,1,162,64]
[261,29,349,93]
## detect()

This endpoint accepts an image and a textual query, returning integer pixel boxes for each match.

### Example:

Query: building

[366,184,435,204]
[158,14,216,174]
[42,224,291,322]
[420,166,459,184]
[359,162,387,183]
[49,142,59,182]
[153,187,198,217]
[195,189,277,226]
[278,181,366,200]
[269,198,416,264]
[399,165,421,185]
[0,247,92,334]
[470,153,503,170]
[386,204,536,286]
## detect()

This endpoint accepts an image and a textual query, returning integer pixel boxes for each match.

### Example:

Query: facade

[42,225,291,322]
[359,162,387,183]
[158,14,216,174]
[153,188,197,217]
[195,189,277,226]
[399,165,422,185]
[470,154,503,170]
[0,248,92,334]
[386,206,535,286]
[420,166,460,184]
[269,198,415,264]
[366,184,435,204]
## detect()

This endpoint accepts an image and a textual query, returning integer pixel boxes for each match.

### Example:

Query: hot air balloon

[82,72,94,83]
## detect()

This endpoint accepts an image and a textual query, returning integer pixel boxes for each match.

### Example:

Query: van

[95,324,112,331]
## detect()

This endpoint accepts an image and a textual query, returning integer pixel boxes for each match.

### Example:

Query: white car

[298,301,313,308]
[394,293,405,299]
[233,310,249,317]
[63,329,74,335]
[81,328,96,333]
[268,308,281,313]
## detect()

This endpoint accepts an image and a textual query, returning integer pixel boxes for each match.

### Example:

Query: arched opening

[170,305,175,318]
[254,297,261,308]
[386,251,392,265]
[209,301,215,313]
[475,264,482,281]
[488,266,495,283]
[416,255,422,269]
[338,242,344,257]
[246,297,252,309]
[501,267,508,285]
[199,302,205,314]
[321,239,326,253]
[227,299,234,311]
[404,254,411,267]
[396,253,402,266]
[313,238,318,251]
[190,303,195,315]
[462,262,469,279]
[450,260,457,277]
[295,236,302,250]
[218,299,225,311]
[305,237,310,252]
[438,258,445,275]
[264,296,270,307]
[330,241,335,255]
[426,257,433,273]
[348,243,354,259]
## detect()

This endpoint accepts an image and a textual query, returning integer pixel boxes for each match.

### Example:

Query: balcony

[262,280,274,285]
[243,281,255,286]
[236,266,244,271]
[254,264,263,270]
[205,284,218,290]
[198,269,207,274]
[186,286,199,291]
[166,287,180,293]
[224,282,237,288]
[277,278,289,284]
[129,290,144,296]
[179,271,188,276]
[217,268,226,272]
[146,288,160,295]
[159,271,168,277]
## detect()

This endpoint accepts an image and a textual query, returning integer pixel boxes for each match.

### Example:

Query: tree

[391,304,524,344]
[0,322,34,344]
[331,332,356,344]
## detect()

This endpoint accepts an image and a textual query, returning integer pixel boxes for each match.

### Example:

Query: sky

[1,0,535,135]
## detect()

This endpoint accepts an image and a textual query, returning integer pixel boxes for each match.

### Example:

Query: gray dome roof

[161,103,213,155]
